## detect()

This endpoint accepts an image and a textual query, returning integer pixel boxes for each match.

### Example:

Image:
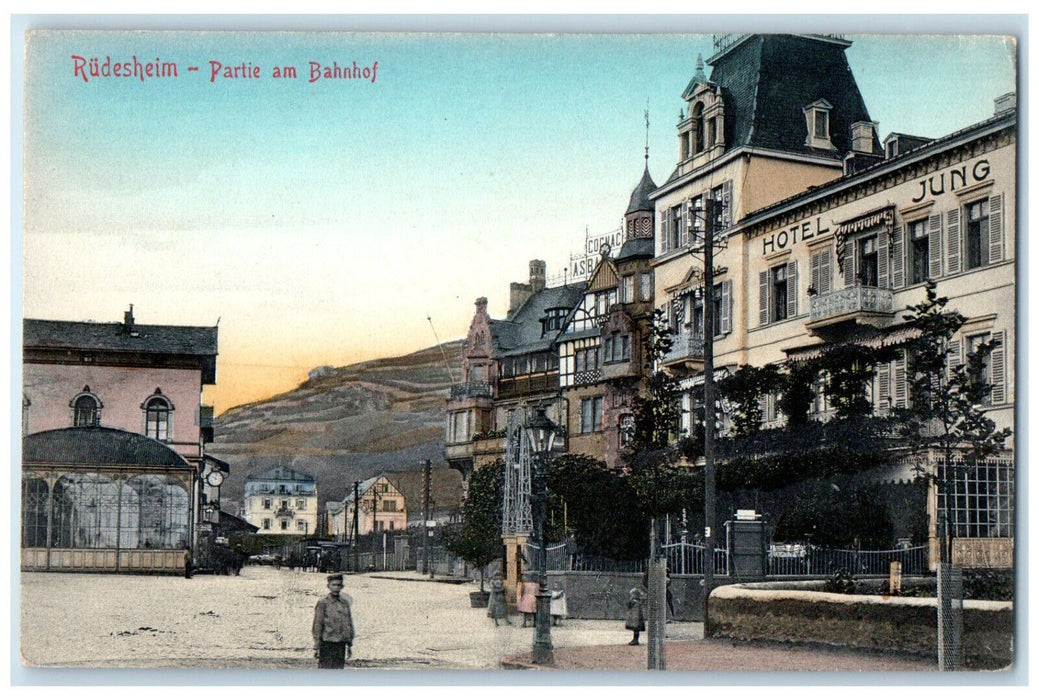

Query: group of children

[485,572,648,645]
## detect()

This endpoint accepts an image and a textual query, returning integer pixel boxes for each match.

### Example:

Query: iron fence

[661,542,730,576]
[767,544,929,577]
[522,539,928,580]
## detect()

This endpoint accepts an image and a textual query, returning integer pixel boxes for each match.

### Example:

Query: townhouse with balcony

[650,33,1016,569]
[243,466,319,536]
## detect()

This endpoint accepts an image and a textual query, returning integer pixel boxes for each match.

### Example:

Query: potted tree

[444,462,504,607]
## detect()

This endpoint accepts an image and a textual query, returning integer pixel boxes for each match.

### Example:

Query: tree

[895,281,1012,560]
[717,364,782,437]
[546,454,648,561]
[624,307,700,551]
[778,360,817,427]
[817,343,895,420]
[442,461,504,591]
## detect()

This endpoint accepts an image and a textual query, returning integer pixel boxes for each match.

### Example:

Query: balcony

[807,285,895,333]
[661,332,705,375]
[498,372,558,400]
[574,368,603,386]
[450,382,493,400]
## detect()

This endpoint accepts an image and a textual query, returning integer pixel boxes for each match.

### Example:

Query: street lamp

[524,407,558,666]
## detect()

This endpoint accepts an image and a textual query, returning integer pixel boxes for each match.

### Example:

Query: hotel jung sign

[760,206,895,257]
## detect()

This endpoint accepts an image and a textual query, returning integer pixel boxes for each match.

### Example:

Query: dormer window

[692,103,705,154]
[803,99,834,150]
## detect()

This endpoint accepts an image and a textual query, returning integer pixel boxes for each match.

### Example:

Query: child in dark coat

[487,572,510,626]
[625,587,646,645]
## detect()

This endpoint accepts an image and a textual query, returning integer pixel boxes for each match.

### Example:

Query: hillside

[209,340,465,508]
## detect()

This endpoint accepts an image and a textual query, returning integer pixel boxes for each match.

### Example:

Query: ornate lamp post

[524,407,558,666]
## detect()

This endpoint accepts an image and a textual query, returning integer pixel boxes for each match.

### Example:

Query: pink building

[21,306,219,574]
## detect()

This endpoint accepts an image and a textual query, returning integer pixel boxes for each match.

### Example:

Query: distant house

[21,306,219,574]
[327,475,407,539]
[243,466,319,536]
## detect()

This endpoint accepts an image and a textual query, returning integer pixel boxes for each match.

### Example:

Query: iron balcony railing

[574,368,603,385]
[809,285,894,323]
[661,331,705,365]
[449,382,493,399]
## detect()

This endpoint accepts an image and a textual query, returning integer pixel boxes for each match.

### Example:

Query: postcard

[16,19,1020,680]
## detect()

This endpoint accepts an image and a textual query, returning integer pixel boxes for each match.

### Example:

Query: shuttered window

[810,246,832,295]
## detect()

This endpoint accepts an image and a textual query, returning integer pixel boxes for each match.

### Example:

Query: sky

[15,19,1019,415]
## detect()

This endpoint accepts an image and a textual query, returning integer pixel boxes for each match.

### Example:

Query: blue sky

[16,24,1019,412]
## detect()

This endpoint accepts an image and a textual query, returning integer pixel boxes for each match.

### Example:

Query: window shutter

[891,224,905,289]
[810,250,822,294]
[946,208,961,275]
[894,351,908,408]
[720,280,732,334]
[757,395,768,425]
[660,214,668,254]
[928,213,943,280]
[947,338,963,375]
[786,260,798,318]
[679,203,689,248]
[758,271,770,326]
[990,330,1006,405]
[819,247,832,294]
[989,193,1004,263]
[722,181,733,228]
[877,362,891,412]
[843,244,855,287]
[878,228,890,288]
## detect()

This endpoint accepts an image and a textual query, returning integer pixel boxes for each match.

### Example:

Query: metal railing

[809,284,894,322]
[449,382,493,399]
[767,544,930,577]
[661,332,705,365]
[662,542,730,576]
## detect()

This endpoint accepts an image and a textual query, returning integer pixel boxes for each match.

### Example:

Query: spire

[644,100,650,166]
[681,53,708,101]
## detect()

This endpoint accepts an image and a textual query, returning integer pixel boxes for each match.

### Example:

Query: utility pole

[423,459,432,579]
[702,196,718,633]
[352,480,360,572]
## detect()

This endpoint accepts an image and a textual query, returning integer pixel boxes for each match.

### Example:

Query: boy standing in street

[312,573,355,668]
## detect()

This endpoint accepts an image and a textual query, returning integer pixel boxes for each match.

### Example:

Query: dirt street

[20,566,688,670]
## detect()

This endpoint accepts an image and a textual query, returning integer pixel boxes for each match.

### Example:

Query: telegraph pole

[352,480,360,572]
[702,197,718,632]
[423,459,432,578]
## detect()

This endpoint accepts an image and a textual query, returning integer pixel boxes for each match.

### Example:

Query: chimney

[850,121,877,154]
[529,260,546,293]
[123,304,135,331]
[994,92,1016,116]
[509,282,533,315]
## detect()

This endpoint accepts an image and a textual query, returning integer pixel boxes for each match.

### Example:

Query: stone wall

[548,571,709,621]
[709,582,1013,669]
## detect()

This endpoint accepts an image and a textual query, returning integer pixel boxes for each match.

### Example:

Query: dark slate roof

[22,427,191,468]
[664,35,876,188]
[491,283,585,355]
[247,466,315,482]
[625,166,658,215]
[617,237,655,260]
[24,318,218,357]
[714,35,875,157]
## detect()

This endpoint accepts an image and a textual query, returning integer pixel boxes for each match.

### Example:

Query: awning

[783,324,921,362]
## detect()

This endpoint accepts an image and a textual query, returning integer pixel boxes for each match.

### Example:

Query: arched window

[143,391,174,441]
[692,103,705,154]
[70,387,101,427]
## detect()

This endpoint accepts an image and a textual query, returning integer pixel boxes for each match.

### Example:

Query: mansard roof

[617,237,654,260]
[664,34,876,186]
[247,466,316,483]
[710,34,873,156]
